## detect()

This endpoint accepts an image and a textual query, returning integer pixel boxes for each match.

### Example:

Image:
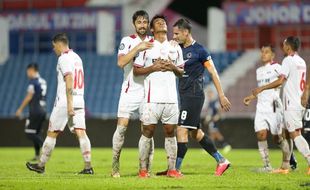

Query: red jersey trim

[147,80,151,103]
[62,49,72,54]
[270,61,279,65]
[129,34,137,39]
[177,63,185,68]
[125,80,130,93]
[63,72,72,77]
[133,63,143,68]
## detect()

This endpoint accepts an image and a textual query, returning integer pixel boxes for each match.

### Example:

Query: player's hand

[137,41,153,51]
[152,59,165,72]
[301,90,309,108]
[243,96,252,106]
[161,59,174,72]
[15,109,22,118]
[67,107,75,117]
[219,95,231,112]
[169,40,179,47]
[252,87,262,97]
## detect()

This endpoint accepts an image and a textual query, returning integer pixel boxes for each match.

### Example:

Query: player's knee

[163,125,176,137]
[117,117,129,127]
[256,130,267,141]
[142,126,155,138]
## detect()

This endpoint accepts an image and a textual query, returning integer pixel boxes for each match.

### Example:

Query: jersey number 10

[74,69,84,89]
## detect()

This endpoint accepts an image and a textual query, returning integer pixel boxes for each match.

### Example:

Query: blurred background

[0,0,309,148]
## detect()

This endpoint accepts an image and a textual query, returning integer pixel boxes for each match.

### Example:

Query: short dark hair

[173,18,192,33]
[285,36,300,51]
[150,14,167,29]
[27,63,38,71]
[262,44,275,53]
[132,10,149,23]
[52,33,69,45]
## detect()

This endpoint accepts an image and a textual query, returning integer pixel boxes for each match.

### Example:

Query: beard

[136,28,147,36]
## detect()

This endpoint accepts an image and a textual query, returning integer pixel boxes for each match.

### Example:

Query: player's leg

[24,116,44,160]
[26,107,66,174]
[74,129,93,174]
[270,112,291,171]
[163,123,180,178]
[190,129,230,176]
[112,117,129,177]
[138,124,155,177]
[176,126,189,171]
[286,111,310,174]
[138,103,158,178]
[69,108,93,174]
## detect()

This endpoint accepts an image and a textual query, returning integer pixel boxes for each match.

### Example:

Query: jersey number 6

[300,72,306,91]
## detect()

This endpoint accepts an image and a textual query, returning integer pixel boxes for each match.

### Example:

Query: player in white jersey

[243,45,292,172]
[111,10,155,178]
[26,33,94,174]
[252,37,310,175]
[133,15,184,178]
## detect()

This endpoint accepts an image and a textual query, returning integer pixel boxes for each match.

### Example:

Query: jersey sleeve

[280,58,290,79]
[59,56,73,77]
[118,37,131,56]
[133,51,146,68]
[175,45,184,68]
[199,46,212,64]
[27,82,35,94]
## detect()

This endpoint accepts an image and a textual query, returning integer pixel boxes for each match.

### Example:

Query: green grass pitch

[0,148,309,190]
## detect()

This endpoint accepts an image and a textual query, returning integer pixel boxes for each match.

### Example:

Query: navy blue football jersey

[27,75,47,115]
[178,41,211,96]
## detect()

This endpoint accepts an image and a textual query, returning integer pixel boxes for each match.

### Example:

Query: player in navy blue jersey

[16,63,47,161]
[157,18,231,176]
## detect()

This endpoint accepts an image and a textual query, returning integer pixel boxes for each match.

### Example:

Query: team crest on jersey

[119,43,125,50]
[186,52,192,59]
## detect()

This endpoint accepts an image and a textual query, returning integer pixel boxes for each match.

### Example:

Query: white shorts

[140,103,179,125]
[117,93,143,119]
[254,111,283,135]
[283,110,304,132]
[48,107,86,132]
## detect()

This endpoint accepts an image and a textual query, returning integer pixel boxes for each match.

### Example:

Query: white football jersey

[256,62,282,112]
[134,39,184,103]
[281,53,306,111]
[118,34,152,102]
[54,49,85,108]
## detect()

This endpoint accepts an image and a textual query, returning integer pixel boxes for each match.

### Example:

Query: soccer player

[16,63,47,161]
[252,36,310,174]
[204,88,231,154]
[157,18,231,176]
[133,15,184,178]
[26,33,93,174]
[112,10,154,178]
[243,45,292,172]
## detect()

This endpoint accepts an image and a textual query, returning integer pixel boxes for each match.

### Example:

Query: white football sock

[79,135,91,169]
[112,125,127,161]
[278,138,290,169]
[165,137,177,170]
[147,137,155,172]
[258,140,271,168]
[294,135,310,166]
[139,135,152,170]
[39,136,56,167]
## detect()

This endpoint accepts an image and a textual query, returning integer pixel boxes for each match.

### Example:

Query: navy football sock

[176,142,188,170]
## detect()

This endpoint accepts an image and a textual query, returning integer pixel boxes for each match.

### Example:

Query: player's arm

[162,59,184,77]
[16,91,34,117]
[204,59,231,112]
[252,75,285,97]
[118,41,153,68]
[64,74,75,116]
[243,94,256,106]
[133,59,164,76]
[301,65,310,107]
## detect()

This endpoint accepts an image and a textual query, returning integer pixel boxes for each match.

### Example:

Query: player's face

[173,27,187,44]
[152,18,167,33]
[52,41,62,56]
[26,68,35,79]
[260,47,274,64]
[134,16,148,36]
